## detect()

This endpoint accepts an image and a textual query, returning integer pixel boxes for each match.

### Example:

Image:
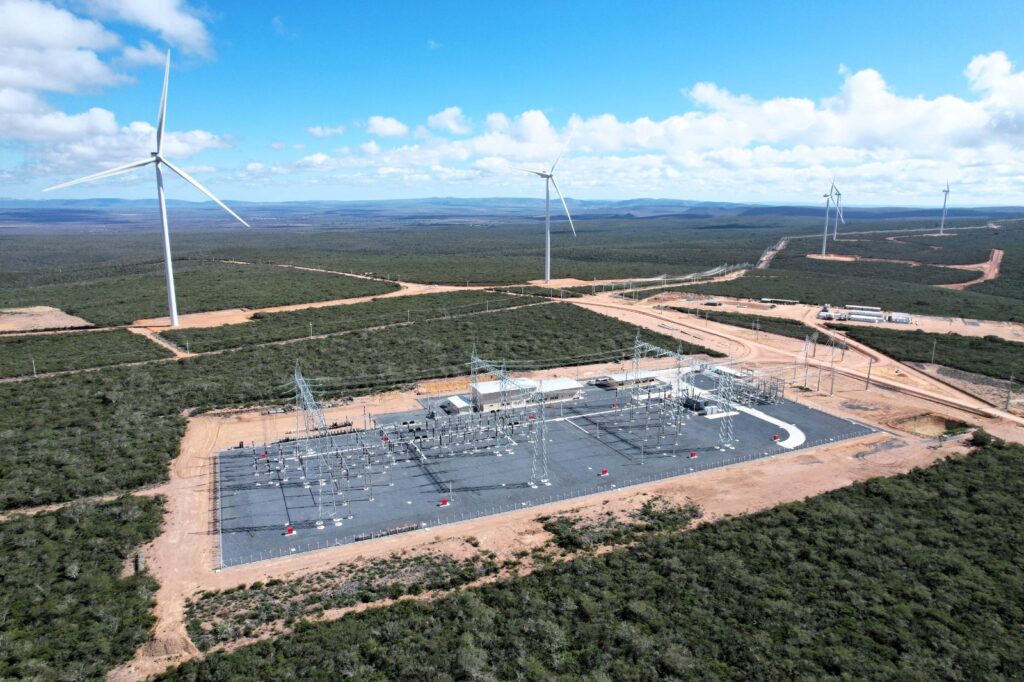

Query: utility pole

[828,338,837,396]
[309,322,313,339]
[30,355,36,377]
[930,338,937,364]
[1007,373,1015,411]
[865,357,873,390]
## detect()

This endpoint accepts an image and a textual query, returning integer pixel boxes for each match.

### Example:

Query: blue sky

[3,0,1024,204]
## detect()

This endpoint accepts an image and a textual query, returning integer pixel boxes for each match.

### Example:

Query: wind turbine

[939,180,950,235]
[44,51,249,328]
[514,157,576,283]
[820,180,835,256]
[831,184,845,239]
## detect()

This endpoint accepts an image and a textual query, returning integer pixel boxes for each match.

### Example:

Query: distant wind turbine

[939,181,950,235]
[44,51,249,328]
[831,184,845,239]
[514,157,576,283]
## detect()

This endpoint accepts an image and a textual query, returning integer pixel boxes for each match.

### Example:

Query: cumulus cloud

[121,40,166,67]
[367,115,409,137]
[83,0,211,56]
[240,52,1024,203]
[0,0,126,92]
[307,124,345,137]
[0,0,229,182]
[427,106,470,135]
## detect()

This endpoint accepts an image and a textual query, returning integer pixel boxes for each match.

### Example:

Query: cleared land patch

[0,306,92,332]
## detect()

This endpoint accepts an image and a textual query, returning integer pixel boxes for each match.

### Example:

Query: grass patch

[162,440,1024,679]
[0,496,164,680]
[0,329,173,378]
[830,325,1024,381]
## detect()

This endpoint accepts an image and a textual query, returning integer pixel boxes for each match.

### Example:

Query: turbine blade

[550,154,562,174]
[156,50,171,154]
[43,157,155,191]
[550,176,575,236]
[512,166,547,177]
[160,159,250,227]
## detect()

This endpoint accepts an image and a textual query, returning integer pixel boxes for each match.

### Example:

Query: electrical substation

[216,337,875,567]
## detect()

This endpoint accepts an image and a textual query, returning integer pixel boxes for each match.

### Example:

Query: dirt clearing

[0,306,92,332]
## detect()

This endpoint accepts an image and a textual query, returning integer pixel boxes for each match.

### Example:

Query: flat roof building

[536,377,584,402]
[471,378,538,412]
[440,395,473,415]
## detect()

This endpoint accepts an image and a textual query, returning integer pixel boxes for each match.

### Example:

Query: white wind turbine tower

[514,157,576,283]
[939,180,950,235]
[820,180,835,256]
[44,51,249,328]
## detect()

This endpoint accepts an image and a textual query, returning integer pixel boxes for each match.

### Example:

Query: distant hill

[1,196,1022,232]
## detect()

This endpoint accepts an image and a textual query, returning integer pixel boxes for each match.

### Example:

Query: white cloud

[270,141,286,150]
[0,0,119,50]
[121,40,166,67]
[83,0,211,56]
[244,161,264,171]
[427,39,442,50]
[367,115,409,137]
[0,0,127,93]
[307,124,345,137]
[240,52,1024,203]
[427,106,470,135]
[271,16,297,39]
[0,87,117,139]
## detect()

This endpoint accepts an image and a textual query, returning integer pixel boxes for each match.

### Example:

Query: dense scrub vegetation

[164,439,1024,679]
[161,291,539,352]
[0,496,164,680]
[0,220,785,290]
[831,325,1024,381]
[0,260,398,326]
[0,329,173,378]
[660,305,825,342]
[0,304,704,510]
[187,551,503,651]
[682,269,1024,321]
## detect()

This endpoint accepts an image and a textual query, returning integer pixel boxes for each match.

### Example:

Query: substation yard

[216,372,874,567]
